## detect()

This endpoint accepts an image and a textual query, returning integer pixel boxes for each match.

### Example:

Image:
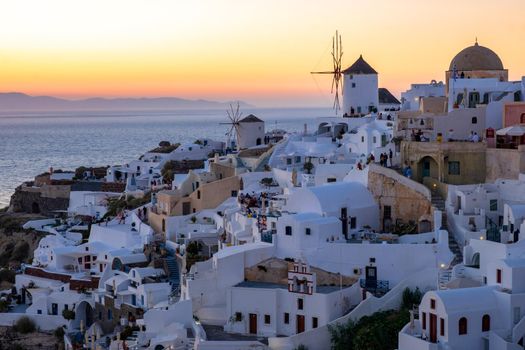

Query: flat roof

[234,281,343,294]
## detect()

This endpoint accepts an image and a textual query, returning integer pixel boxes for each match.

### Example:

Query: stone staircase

[432,192,463,289]
[165,256,181,294]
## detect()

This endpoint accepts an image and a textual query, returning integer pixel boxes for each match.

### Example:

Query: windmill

[220,101,243,151]
[311,31,344,115]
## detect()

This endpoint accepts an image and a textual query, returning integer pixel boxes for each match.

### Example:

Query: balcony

[360,279,389,296]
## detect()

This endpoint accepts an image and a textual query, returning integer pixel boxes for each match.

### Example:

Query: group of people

[378,149,393,167]
[469,131,481,142]
[356,149,394,170]
[411,129,429,142]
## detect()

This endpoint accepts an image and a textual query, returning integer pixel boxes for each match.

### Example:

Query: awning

[496,125,525,137]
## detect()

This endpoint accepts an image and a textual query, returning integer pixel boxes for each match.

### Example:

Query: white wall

[343,73,378,115]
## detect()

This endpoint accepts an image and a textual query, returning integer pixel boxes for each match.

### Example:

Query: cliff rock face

[0,213,46,268]
[9,183,70,216]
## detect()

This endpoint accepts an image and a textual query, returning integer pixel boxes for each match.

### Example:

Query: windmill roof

[342,55,377,75]
[378,88,401,105]
[239,114,264,123]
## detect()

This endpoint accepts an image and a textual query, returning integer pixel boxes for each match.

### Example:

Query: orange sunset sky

[0,0,524,107]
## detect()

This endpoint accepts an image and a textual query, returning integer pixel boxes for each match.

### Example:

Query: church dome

[449,42,504,71]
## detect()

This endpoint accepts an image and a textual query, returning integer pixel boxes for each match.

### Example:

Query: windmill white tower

[220,102,243,151]
[311,31,379,117]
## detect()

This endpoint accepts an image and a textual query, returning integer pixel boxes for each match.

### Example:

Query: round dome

[449,42,504,71]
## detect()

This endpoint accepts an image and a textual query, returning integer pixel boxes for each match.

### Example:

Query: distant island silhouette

[0,92,254,112]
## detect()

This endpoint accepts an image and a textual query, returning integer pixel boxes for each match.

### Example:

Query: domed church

[445,40,508,88]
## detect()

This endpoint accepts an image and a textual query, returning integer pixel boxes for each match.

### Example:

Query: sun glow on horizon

[1,0,524,107]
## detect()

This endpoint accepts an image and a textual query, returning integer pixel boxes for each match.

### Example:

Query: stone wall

[9,183,70,216]
[400,141,486,185]
[244,258,356,287]
[486,146,525,182]
[94,295,144,334]
[368,164,433,233]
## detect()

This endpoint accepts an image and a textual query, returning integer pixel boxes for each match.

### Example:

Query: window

[422,312,426,330]
[490,199,498,211]
[373,136,377,144]
[514,307,521,324]
[231,190,238,197]
[351,83,356,88]
[285,226,292,236]
[108,309,113,320]
[448,161,460,175]
[297,298,304,310]
[482,314,490,332]
[327,178,336,183]
[264,314,271,324]
[440,318,445,336]
[459,317,467,335]
[284,313,290,324]
[361,136,365,143]
[197,190,201,199]
[37,310,42,315]
[312,317,318,329]
[295,156,301,163]
[305,228,311,235]
[472,117,478,124]
[350,217,357,229]
[369,257,376,263]
[357,107,362,114]
[497,269,502,283]
[430,299,436,310]
[286,158,292,165]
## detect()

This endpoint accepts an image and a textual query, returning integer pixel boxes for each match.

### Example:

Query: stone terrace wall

[368,164,433,232]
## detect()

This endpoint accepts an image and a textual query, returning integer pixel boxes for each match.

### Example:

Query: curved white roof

[285,182,376,215]
[429,285,498,314]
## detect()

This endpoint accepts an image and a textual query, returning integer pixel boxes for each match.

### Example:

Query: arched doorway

[418,156,438,182]
[73,301,94,330]
[31,202,40,214]
[419,219,432,233]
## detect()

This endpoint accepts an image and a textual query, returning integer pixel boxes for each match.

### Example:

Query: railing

[486,216,501,242]
[359,279,389,296]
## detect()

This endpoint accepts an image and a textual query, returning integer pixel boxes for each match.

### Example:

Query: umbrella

[496,125,525,137]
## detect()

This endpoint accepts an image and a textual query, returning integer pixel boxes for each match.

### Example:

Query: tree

[186,241,202,258]
[303,161,314,174]
[14,316,36,334]
[328,319,356,350]
[62,309,76,320]
[260,177,274,188]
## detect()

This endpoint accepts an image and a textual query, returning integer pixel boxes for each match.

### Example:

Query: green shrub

[0,269,16,283]
[14,316,36,334]
[12,242,30,262]
[54,326,65,339]
[62,309,76,320]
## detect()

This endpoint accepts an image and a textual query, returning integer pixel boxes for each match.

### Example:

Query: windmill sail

[311,31,344,115]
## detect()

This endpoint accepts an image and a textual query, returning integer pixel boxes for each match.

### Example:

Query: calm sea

[0,108,333,208]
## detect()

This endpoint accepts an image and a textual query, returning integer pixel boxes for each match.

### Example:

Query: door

[296,315,305,333]
[469,92,480,108]
[423,160,430,178]
[51,303,58,315]
[429,313,437,343]
[249,313,257,334]
[182,202,191,215]
[341,208,348,239]
[365,266,377,289]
